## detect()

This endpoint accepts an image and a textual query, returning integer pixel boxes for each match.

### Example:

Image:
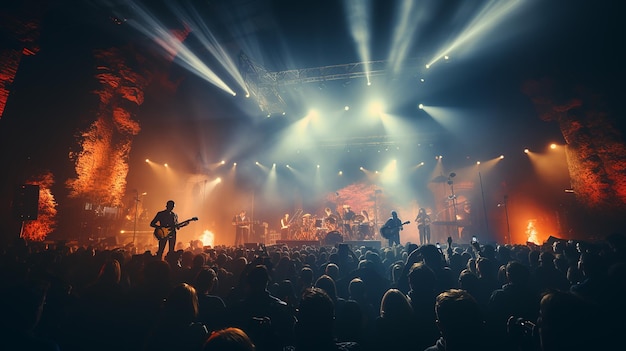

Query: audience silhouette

[1,233,622,351]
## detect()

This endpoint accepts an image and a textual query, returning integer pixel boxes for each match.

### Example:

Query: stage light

[339,171,343,175]
[272,163,276,167]
[476,161,481,165]
[317,164,320,168]
[420,78,425,82]
[307,109,319,119]
[420,162,425,166]
[286,164,290,168]
[368,101,384,115]
[232,92,236,96]
[359,166,364,171]
[220,160,225,164]
[444,55,449,60]
[255,161,259,165]
[418,103,424,109]
[367,81,372,86]
[266,114,271,118]
[425,64,430,69]
[216,177,222,183]
[344,105,350,111]
[524,148,529,154]
[145,159,150,163]
[499,155,505,159]
[550,143,557,149]
[282,112,286,115]
[375,171,379,174]
[233,162,237,166]
[164,163,168,167]
[245,93,250,98]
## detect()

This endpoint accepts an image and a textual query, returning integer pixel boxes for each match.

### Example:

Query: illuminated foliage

[326,182,379,217]
[67,47,149,207]
[523,79,626,211]
[22,171,57,241]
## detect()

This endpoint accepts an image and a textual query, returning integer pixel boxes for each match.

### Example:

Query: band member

[232,210,250,246]
[361,210,370,223]
[415,207,432,245]
[342,205,355,239]
[150,200,178,259]
[324,207,338,231]
[381,210,403,247]
[280,213,290,240]
[324,207,333,218]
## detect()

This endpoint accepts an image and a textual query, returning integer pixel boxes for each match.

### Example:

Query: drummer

[342,205,355,239]
[359,210,370,223]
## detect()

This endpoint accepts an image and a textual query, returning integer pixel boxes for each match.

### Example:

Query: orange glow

[525,219,540,245]
[199,230,215,247]
[550,143,557,149]
[22,171,57,241]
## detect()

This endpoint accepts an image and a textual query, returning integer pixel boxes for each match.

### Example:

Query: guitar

[417,216,431,229]
[153,217,198,240]
[380,221,410,239]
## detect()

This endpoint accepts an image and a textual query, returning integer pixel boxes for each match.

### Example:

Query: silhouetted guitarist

[232,210,250,246]
[415,208,432,245]
[150,200,178,259]
[381,211,407,247]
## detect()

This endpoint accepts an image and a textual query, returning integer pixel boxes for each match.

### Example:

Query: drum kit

[290,213,330,240]
[289,210,374,241]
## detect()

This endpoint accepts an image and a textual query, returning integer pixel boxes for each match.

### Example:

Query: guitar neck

[176,217,198,228]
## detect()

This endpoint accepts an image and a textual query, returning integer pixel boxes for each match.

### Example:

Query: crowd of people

[1,231,624,351]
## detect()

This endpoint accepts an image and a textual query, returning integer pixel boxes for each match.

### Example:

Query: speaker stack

[12,184,40,221]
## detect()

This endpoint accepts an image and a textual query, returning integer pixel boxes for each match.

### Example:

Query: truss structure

[239,52,425,115]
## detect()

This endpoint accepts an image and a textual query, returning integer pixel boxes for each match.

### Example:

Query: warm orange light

[526,219,540,245]
[164,163,169,167]
[524,149,529,154]
[199,230,215,247]
[145,159,150,163]
[550,143,557,149]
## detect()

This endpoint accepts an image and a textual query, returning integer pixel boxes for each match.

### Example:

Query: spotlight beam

[427,0,524,67]
[344,0,372,84]
[123,1,235,95]
[166,2,248,94]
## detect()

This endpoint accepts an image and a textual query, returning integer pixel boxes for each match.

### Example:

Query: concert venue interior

[0,0,624,250]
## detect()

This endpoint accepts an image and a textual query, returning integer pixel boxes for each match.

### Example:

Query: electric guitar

[153,217,198,240]
[380,221,410,239]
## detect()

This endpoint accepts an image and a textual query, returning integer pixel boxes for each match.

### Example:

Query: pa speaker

[13,184,39,220]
